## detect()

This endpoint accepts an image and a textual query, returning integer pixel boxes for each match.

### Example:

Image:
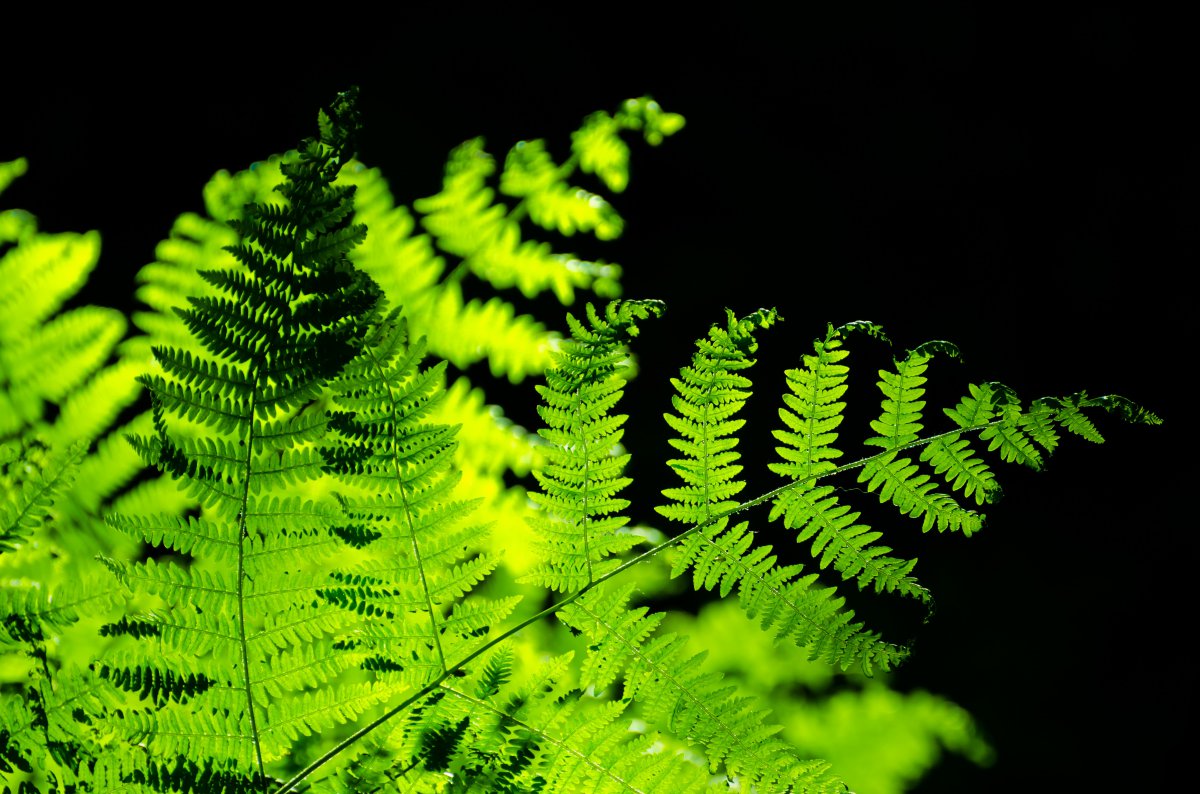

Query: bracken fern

[0,89,1159,794]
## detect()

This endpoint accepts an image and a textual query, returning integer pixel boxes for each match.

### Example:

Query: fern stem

[272,415,1023,792]
[237,385,268,788]
[580,402,595,584]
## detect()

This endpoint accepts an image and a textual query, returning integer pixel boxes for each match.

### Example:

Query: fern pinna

[523,299,664,592]
[317,305,519,724]
[657,313,908,675]
[98,89,387,790]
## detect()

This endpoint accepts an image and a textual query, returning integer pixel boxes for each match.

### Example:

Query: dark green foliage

[101,88,391,787]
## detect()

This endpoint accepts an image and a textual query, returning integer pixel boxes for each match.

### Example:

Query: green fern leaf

[322,306,517,683]
[767,322,930,602]
[0,441,123,791]
[860,344,983,534]
[0,441,83,555]
[657,307,777,525]
[560,582,846,792]
[0,158,28,196]
[101,89,401,785]
[523,300,664,592]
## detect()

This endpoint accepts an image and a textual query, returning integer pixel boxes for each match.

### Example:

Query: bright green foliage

[523,300,664,592]
[321,306,519,686]
[0,90,1161,794]
[660,315,908,674]
[0,168,148,792]
[559,582,845,793]
[0,441,124,792]
[0,161,140,456]
[413,95,681,378]
[859,341,985,535]
[352,649,714,793]
[770,322,931,603]
[123,97,677,601]
[572,97,685,191]
[0,158,27,195]
[658,307,778,525]
[0,440,82,555]
[782,684,994,794]
[863,360,1161,537]
[764,322,1160,653]
[666,599,994,794]
[101,89,389,789]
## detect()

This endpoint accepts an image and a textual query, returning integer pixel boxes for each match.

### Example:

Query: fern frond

[0,202,132,445]
[0,441,83,555]
[321,304,517,690]
[371,649,713,794]
[669,519,908,674]
[647,316,914,667]
[559,583,846,792]
[101,89,407,784]
[658,311,903,661]
[571,98,686,193]
[0,158,27,196]
[656,307,778,525]
[956,381,1044,470]
[768,322,928,599]
[0,441,123,791]
[859,343,984,534]
[523,300,664,592]
[406,98,680,382]
[113,756,264,794]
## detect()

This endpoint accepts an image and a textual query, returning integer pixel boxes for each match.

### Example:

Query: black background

[3,7,1192,791]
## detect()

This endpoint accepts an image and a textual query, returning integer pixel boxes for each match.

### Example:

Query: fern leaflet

[523,299,664,592]
[321,305,518,689]
[660,313,910,673]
